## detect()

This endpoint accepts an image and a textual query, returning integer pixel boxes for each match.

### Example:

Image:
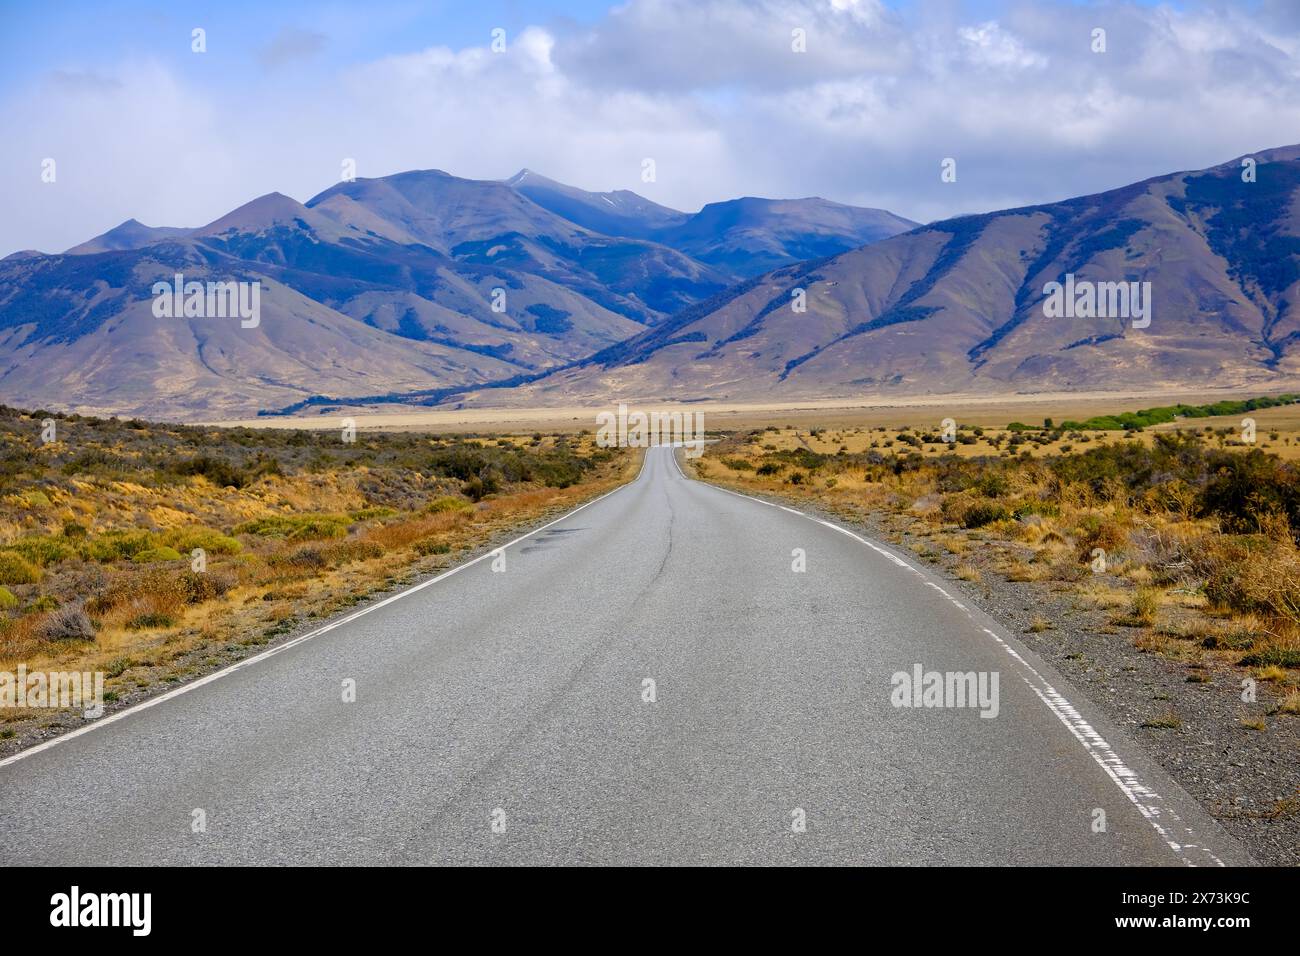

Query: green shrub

[962,502,1010,529]
[1013,501,1061,519]
[425,496,473,514]
[462,471,501,502]
[271,546,327,569]
[160,527,243,555]
[975,473,1009,498]
[22,490,51,508]
[3,534,76,566]
[125,612,177,631]
[234,514,350,540]
[86,530,157,562]
[0,551,42,584]
[1198,449,1300,535]
[132,546,184,563]
[0,585,16,608]
[171,455,249,488]
[349,507,398,522]
[1129,587,1161,625]
[1238,648,1300,669]
[104,657,135,678]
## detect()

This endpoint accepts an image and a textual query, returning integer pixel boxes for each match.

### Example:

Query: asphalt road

[0,447,1252,865]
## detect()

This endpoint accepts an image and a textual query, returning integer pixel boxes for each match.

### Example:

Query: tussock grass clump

[1141,711,1181,729]
[1130,587,1161,626]
[35,605,95,642]
[160,527,242,555]
[132,546,184,563]
[0,552,41,585]
[365,510,470,552]
[424,496,473,514]
[233,514,352,540]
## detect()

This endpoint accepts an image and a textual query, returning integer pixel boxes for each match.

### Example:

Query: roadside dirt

[700,477,1299,867]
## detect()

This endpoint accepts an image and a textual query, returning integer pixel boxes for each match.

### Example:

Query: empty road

[0,447,1250,865]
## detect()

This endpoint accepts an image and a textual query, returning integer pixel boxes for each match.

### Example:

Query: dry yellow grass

[0,419,636,739]
[689,416,1300,700]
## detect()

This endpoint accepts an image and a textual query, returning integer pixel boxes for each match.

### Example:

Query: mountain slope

[307,170,729,323]
[652,197,920,277]
[505,171,919,278]
[66,219,193,255]
[504,169,691,239]
[0,189,647,418]
[463,146,1300,406]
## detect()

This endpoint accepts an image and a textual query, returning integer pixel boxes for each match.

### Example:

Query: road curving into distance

[0,446,1252,865]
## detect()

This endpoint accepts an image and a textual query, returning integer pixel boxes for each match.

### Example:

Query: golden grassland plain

[210,385,1300,438]
[0,408,634,745]
[8,389,1300,748]
[730,406,1300,461]
[683,408,1300,724]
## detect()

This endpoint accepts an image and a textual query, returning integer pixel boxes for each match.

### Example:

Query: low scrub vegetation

[0,406,628,721]
[699,421,1300,702]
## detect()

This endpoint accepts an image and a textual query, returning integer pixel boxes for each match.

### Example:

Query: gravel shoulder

[701,476,1299,867]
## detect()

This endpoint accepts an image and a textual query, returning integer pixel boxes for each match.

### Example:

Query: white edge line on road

[674,449,1225,867]
[0,453,649,770]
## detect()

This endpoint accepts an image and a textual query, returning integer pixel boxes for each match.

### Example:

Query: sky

[1,0,1297,256]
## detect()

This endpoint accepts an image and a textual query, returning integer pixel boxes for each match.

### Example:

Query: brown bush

[177,569,236,604]
[320,540,384,565]
[365,511,470,551]
[35,604,95,641]
[1073,511,1129,561]
[1192,515,1300,624]
[940,493,1013,528]
[1127,524,1198,585]
[84,568,189,624]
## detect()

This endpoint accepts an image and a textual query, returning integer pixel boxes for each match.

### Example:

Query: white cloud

[957,21,1047,71]
[3,0,1300,256]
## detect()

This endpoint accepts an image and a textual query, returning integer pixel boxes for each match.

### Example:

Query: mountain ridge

[0,166,917,418]
[439,144,1300,409]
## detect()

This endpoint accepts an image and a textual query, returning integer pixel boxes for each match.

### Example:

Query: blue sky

[0,0,1189,84]
[1,0,1294,256]
[0,1,613,86]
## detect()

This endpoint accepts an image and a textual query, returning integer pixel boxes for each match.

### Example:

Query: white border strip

[677,450,1225,866]
[0,455,648,770]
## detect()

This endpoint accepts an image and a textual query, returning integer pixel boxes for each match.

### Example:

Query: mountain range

[454,145,1300,409]
[0,169,914,418]
[2,147,1299,420]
